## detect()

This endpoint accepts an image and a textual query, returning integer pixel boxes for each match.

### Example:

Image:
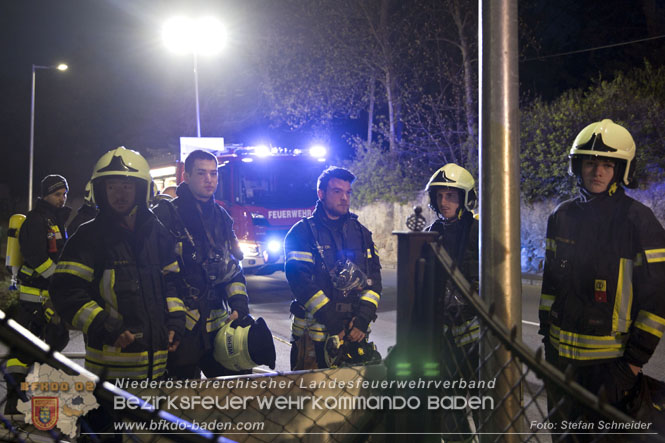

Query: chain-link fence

[1,232,664,442]
[0,310,226,442]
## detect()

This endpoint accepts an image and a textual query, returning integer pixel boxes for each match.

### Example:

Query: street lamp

[29,63,68,211]
[162,16,226,137]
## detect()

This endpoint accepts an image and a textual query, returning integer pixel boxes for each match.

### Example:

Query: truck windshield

[238,158,323,208]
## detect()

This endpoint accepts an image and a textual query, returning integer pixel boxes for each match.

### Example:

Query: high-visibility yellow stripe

[359,290,380,308]
[645,248,665,263]
[304,290,330,315]
[72,301,104,334]
[558,330,627,349]
[558,345,624,360]
[612,258,633,333]
[366,248,372,259]
[6,358,29,375]
[227,282,248,297]
[539,294,555,312]
[18,286,49,297]
[545,238,556,253]
[286,251,314,264]
[100,269,122,321]
[635,310,665,338]
[35,258,55,277]
[206,309,230,332]
[185,309,200,330]
[166,297,186,313]
[55,261,94,282]
[162,261,180,274]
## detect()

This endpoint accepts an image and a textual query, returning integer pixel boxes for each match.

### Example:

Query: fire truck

[154,140,328,274]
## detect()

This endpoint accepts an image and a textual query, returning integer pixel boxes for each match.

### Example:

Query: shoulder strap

[158,199,198,251]
[305,217,331,274]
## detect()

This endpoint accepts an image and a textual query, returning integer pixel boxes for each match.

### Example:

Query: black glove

[228,295,250,320]
[352,315,370,334]
[353,301,376,333]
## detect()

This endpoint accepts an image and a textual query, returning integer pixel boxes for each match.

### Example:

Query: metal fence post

[478,0,522,440]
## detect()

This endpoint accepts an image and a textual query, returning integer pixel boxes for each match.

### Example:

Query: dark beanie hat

[41,174,69,197]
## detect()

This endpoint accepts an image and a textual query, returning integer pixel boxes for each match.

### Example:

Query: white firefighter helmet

[425,163,477,213]
[569,119,636,186]
[213,316,276,371]
[90,146,154,205]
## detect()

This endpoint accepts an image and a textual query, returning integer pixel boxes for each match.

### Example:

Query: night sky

[2,0,664,210]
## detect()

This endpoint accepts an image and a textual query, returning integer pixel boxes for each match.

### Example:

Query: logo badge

[594,279,608,303]
[32,397,58,431]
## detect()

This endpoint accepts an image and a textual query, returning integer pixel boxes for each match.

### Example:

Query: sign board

[179,137,226,162]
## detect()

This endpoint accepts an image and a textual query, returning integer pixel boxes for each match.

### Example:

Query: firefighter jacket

[539,186,665,367]
[67,201,98,238]
[49,208,186,380]
[284,200,382,340]
[18,198,71,293]
[153,183,248,335]
[426,211,479,347]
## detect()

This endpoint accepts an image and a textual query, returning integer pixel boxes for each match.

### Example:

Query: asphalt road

[5,269,663,378]
[250,270,664,377]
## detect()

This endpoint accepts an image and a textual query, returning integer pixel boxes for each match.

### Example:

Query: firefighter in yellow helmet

[425,163,479,441]
[49,147,185,436]
[539,120,665,425]
[3,175,71,415]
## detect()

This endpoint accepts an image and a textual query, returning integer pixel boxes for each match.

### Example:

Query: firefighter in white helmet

[50,147,185,436]
[425,163,479,442]
[539,119,665,424]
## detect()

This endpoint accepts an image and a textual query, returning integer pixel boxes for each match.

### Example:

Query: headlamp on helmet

[568,119,636,187]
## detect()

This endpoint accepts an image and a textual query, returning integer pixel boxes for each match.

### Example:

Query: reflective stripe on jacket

[539,187,665,366]
[50,209,185,380]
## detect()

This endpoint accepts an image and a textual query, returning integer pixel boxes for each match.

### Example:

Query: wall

[353,181,665,273]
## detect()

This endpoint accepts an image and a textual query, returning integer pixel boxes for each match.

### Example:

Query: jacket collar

[579,181,624,203]
[312,200,357,224]
[35,198,72,224]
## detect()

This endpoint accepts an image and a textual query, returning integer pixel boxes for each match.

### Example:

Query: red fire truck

[167,142,328,274]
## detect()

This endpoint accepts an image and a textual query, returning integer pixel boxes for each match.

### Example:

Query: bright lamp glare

[267,240,282,253]
[56,64,68,71]
[163,16,226,55]
[254,145,271,157]
[309,145,327,158]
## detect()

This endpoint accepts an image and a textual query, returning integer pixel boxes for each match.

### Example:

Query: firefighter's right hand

[113,330,136,348]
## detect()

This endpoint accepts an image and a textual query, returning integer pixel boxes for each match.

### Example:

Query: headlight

[267,240,282,253]
[238,241,260,257]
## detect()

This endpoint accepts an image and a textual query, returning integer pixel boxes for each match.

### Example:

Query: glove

[228,295,250,320]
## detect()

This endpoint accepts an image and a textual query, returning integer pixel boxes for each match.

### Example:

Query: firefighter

[66,181,98,237]
[539,120,665,424]
[3,174,71,415]
[284,166,382,370]
[50,147,185,380]
[425,163,479,441]
[153,149,269,379]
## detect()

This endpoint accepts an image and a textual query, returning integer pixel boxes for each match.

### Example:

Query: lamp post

[162,16,226,137]
[29,63,68,211]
